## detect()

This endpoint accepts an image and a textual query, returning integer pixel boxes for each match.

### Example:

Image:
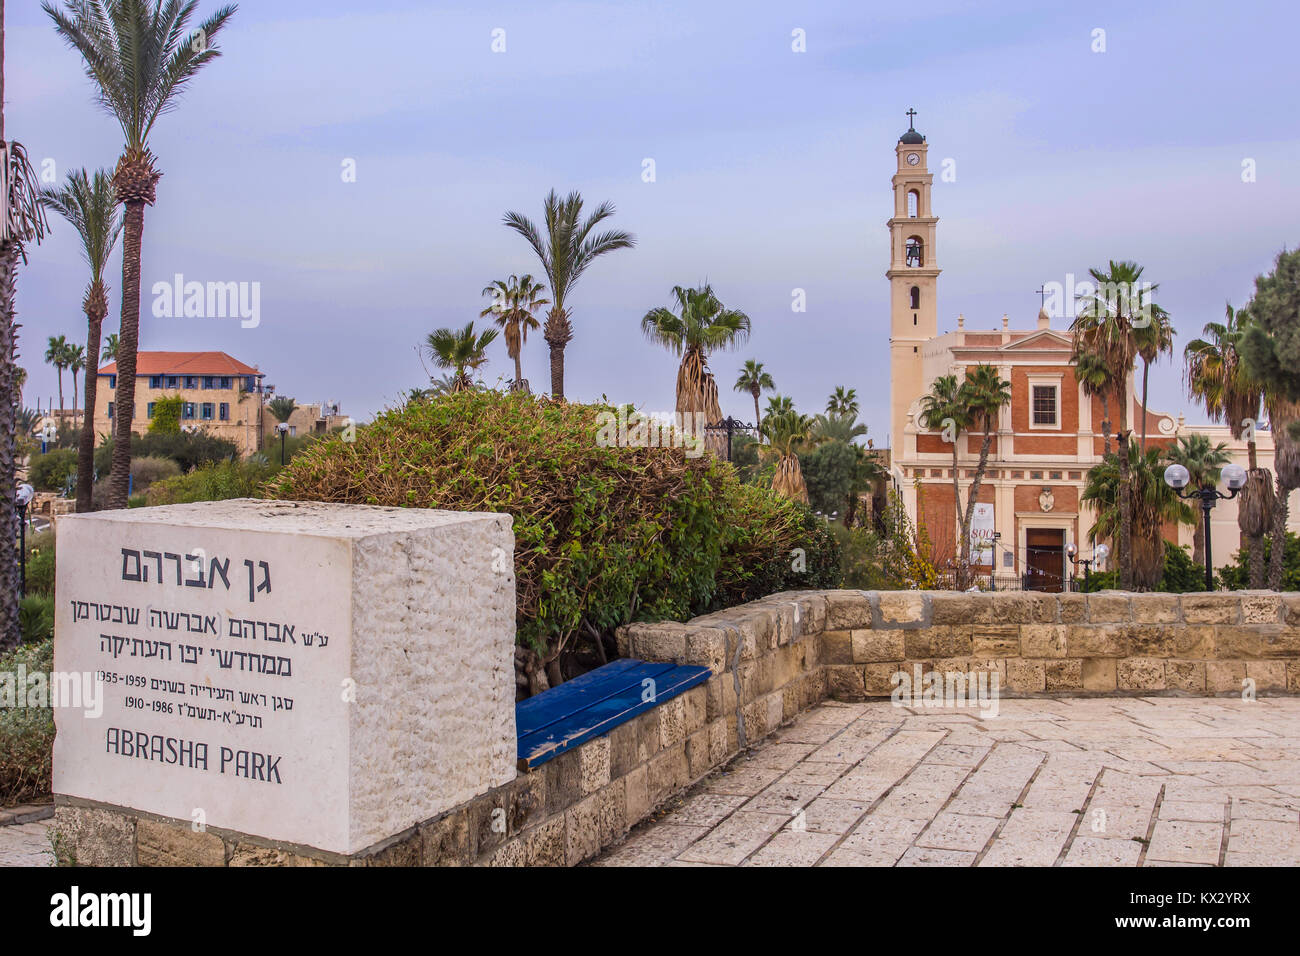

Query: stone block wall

[52,588,1300,866]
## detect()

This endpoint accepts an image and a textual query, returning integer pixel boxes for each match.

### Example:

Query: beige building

[886,116,1299,587]
[94,351,268,457]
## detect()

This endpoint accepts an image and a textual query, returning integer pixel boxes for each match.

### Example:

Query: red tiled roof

[98,351,262,377]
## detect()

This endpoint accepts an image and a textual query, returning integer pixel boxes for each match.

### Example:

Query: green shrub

[149,394,184,434]
[265,390,839,678]
[147,458,274,505]
[1220,532,1300,591]
[18,595,54,645]
[130,454,181,490]
[29,448,78,492]
[24,531,55,598]
[1079,544,1209,592]
[0,638,54,805]
[95,430,239,475]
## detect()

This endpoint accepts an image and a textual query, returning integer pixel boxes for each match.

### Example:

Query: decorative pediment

[997,329,1073,351]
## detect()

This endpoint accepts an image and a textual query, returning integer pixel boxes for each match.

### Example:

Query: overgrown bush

[1220,532,1300,591]
[130,455,181,490]
[24,531,55,598]
[265,390,839,693]
[149,394,184,434]
[147,457,274,505]
[95,430,239,476]
[0,638,54,805]
[28,448,78,492]
[19,595,54,645]
[1080,544,1209,592]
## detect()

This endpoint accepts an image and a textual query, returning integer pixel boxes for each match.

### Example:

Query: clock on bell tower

[887,108,940,453]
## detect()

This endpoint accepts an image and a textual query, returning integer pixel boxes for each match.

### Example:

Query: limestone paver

[0,821,53,867]
[592,697,1300,867]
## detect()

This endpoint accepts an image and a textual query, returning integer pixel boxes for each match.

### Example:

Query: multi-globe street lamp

[1065,542,1109,591]
[1162,461,1247,591]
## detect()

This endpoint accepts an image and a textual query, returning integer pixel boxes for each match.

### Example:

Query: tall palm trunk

[107,199,145,509]
[1100,396,1112,458]
[1192,519,1205,570]
[55,366,64,420]
[1140,358,1151,453]
[751,387,760,430]
[1116,385,1133,590]
[959,419,995,589]
[543,306,571,400]
[71,366,79,428]
[0,243,21,651]
[1269,474,1288,591]
[1239,439,1272,589]
[950,443,962,587]
[76,282,107,512]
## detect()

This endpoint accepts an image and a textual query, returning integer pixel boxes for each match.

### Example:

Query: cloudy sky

[10,0,1298,446]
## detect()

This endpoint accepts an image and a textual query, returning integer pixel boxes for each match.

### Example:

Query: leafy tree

[641,284,750,454]
[1220,531,1300,593]
[46,0,237,510]
[480,273,547,393]
[1185,302,1270,586]
[1163,432,1231,568]
[148,395,184,434]
[918,373,967,579]
[503,189,635,399]
[956,365,1011,587]
[733,359,774,429]
[424,322,498,392]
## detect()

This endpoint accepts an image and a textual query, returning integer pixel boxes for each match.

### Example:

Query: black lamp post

[276,421,289,466]
[1164,462,1246,591]
[704,416,757,462]
[16,483,33,598]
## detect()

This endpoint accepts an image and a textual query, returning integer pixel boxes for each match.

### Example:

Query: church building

[885,113,1291,589]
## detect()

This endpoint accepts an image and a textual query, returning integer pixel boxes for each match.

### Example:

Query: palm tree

[503,189,635,399]
[765,394,793,418]
[734,359,774,429]
[425,322,499,392]
[1072,260,1154,589]
[641,284,750,452]
[480,273,547,393]
[826,386,859,417]
[956,365,1011,588]
[1,1,52,650]
[100,331,118,363]
[1134,306,1174,452]
[1267,395,1300,591]
[46,0,237,510]
[45,334,70,421]
[67,343,85,428]
[919,373,968,575]
[1072,347,1115,457]
[1164,432,1231,568]
[1185,303,1269,587]
[760,409,817,503]
[266,395,296,425]
[812,411,868,445]
[1083,440,1194,590]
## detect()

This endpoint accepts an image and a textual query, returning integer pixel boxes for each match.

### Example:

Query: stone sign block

[53,499,516,855]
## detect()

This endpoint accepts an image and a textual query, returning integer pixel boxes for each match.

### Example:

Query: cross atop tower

[906,108,917,129]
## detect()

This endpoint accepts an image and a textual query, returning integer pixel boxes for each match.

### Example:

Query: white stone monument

[53,499,516,856]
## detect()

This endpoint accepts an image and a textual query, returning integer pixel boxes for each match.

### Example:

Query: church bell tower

[887,109,940,453]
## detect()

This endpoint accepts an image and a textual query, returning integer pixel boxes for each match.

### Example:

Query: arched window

[910,286,920,309]
[907,190,919,217]
[905,237,924,267]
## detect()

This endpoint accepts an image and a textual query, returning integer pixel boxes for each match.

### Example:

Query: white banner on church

[969,503,995,565]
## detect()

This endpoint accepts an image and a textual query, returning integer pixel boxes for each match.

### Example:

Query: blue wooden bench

[516,658,711,770]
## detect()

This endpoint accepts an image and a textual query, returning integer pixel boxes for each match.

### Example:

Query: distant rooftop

[98,351,262,377]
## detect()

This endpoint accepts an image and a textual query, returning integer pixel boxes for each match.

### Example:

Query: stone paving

[0,821,53,867]
[591,697,1300,867]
